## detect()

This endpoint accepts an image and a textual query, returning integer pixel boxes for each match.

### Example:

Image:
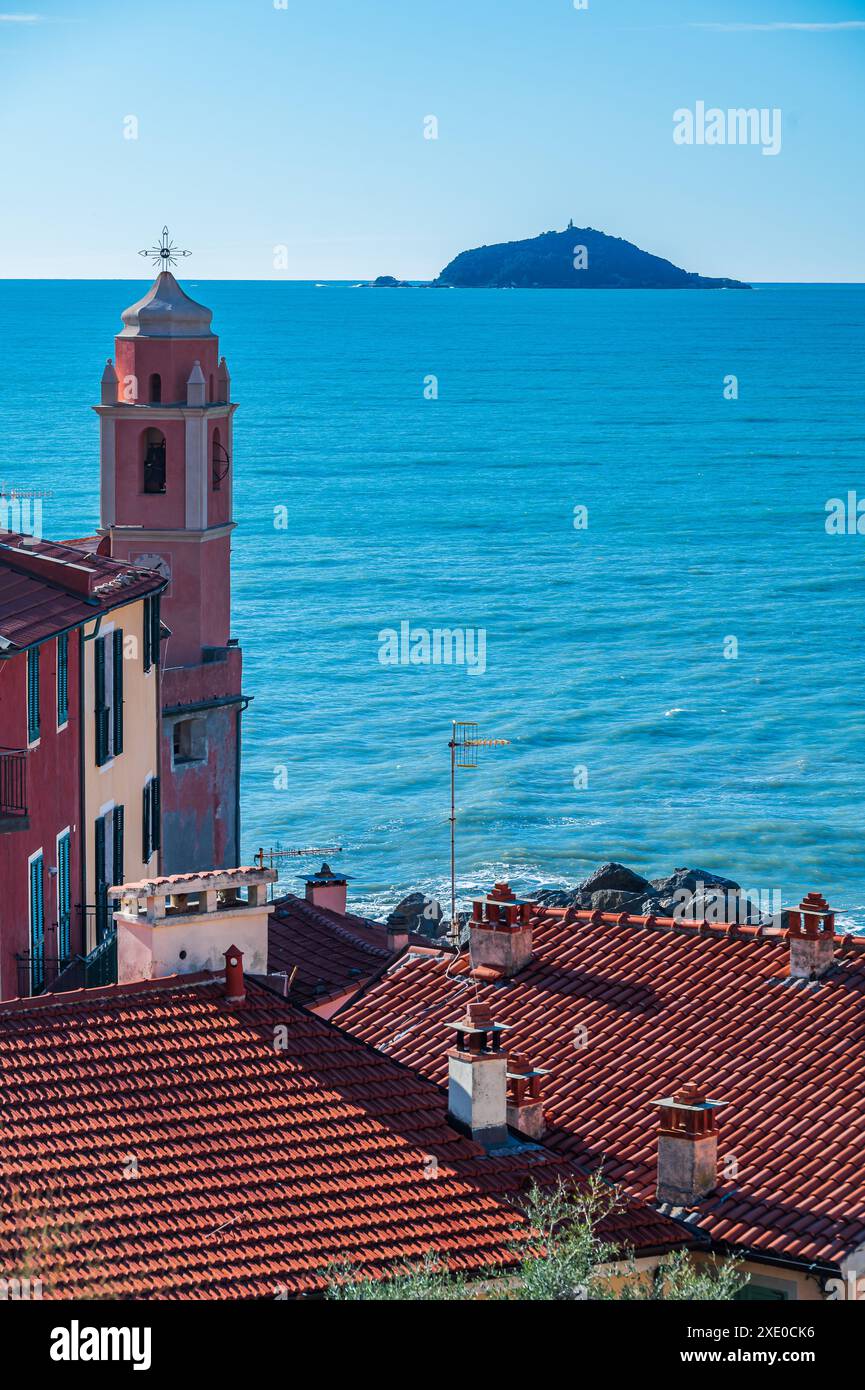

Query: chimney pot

[505,1053,549,1139]
[224,944,246,1004]
[469,884,534,978]
[446,1006,509,1148]
[303,863,349,915]
[788,892,836,980]
[653,1084,726,1207]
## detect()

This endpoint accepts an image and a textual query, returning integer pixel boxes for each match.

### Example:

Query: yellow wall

[82,598,160,952]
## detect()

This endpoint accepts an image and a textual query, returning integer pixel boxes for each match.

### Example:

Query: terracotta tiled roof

[335,907,865,1271]
[268,894,433,1007]
[0,535,165,650]
[0,971,685,1299]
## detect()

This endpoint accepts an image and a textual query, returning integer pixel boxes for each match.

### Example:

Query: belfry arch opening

[142,428,167,495]
[149,373,162,404]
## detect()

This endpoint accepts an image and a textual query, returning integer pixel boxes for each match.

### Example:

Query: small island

[433,224,750,290]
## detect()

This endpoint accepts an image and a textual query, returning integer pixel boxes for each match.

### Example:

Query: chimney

[445,1002,509,1149]
[788,892,836,981]
[652,1083,726,1207]
[186,360,206,406]
[112,867,277,984]
[224,944,245,1004]
[386,912,410,952]
[303,863,349,915]
[469,882,533,978]
[506,1054,549,1140]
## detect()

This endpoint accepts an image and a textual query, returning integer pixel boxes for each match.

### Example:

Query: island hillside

[434,225,750,290]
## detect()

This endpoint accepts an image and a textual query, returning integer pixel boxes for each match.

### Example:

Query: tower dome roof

[119,271,214,339]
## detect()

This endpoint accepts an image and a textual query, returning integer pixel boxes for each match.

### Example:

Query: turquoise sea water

[3,280,864,926]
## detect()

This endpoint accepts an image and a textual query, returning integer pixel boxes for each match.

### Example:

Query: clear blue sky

[1,0,863,280]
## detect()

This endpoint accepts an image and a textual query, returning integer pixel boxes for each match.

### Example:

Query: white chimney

[112,867,277,984]
[469,882,533,978]
[445,1002,509,1149]
[652,1084,726,1207]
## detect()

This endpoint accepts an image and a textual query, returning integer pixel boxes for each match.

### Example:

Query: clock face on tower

[131,552,171,586]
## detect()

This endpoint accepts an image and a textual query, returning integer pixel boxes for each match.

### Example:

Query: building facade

[0,537,165,998]
[94,271,247,873]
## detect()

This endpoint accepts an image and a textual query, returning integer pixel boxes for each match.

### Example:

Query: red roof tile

[0,972,685,1299]
[335,907,865,1271]
[0,534,165,651]
[268,895,432,1007]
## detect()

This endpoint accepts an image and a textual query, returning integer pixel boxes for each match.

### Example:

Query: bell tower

[94,236,247,872]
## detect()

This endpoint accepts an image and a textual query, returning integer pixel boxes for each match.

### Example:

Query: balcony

[0,748,28,832]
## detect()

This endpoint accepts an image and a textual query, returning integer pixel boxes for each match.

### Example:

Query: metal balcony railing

[0,748,27,820]
[15,907,118,998]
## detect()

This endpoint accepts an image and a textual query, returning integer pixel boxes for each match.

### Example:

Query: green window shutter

[112,630,124,756]
[142,782,151,863]
[95,815,108,940]
[151,776,161,852]
[27,647,40,743]
[57,633,69,725]
[94,637,108,765]
[112,804,125,887]
[57,832,71,959]
[30,854,45,991]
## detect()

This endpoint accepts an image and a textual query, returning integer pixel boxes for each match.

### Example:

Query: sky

[1,0,863,280]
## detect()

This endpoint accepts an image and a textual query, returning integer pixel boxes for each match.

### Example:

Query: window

[113,804,125,887]
[57,632,69,727]
[149,373,162,404]
[143,428,167,494]
[112,629,124,756]
[143,596,161,673]
[95,632,123,764]
[57,830,71,961]
[28,852,45,994]
[173,717,207,766]
[94,636,109,765]
[95,815,108,941]
[95,806,124,943]
[26,647,40,743]
[143,777,161,863]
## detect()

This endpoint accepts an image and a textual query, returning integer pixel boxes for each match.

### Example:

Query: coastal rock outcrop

[386,892,446,939]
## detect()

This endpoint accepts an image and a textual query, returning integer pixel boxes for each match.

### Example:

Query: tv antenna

[255,846,342,872]
[448,722,510,942]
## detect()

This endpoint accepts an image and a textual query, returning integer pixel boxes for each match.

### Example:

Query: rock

[580,863,654,897]
[589,888,648,914]
[387,892,446,939]
[650,867,742,919]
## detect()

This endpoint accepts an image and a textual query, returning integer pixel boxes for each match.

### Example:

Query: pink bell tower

[94,236,247,872]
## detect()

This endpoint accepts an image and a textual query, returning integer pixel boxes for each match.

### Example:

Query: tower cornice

[93,403,239,420]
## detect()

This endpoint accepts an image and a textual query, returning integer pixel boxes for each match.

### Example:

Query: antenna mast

[448,722,510,941]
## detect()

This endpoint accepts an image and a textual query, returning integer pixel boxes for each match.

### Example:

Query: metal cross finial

[139,226,192,272]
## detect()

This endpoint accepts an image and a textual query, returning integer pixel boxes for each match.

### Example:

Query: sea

[2,280,864,927]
